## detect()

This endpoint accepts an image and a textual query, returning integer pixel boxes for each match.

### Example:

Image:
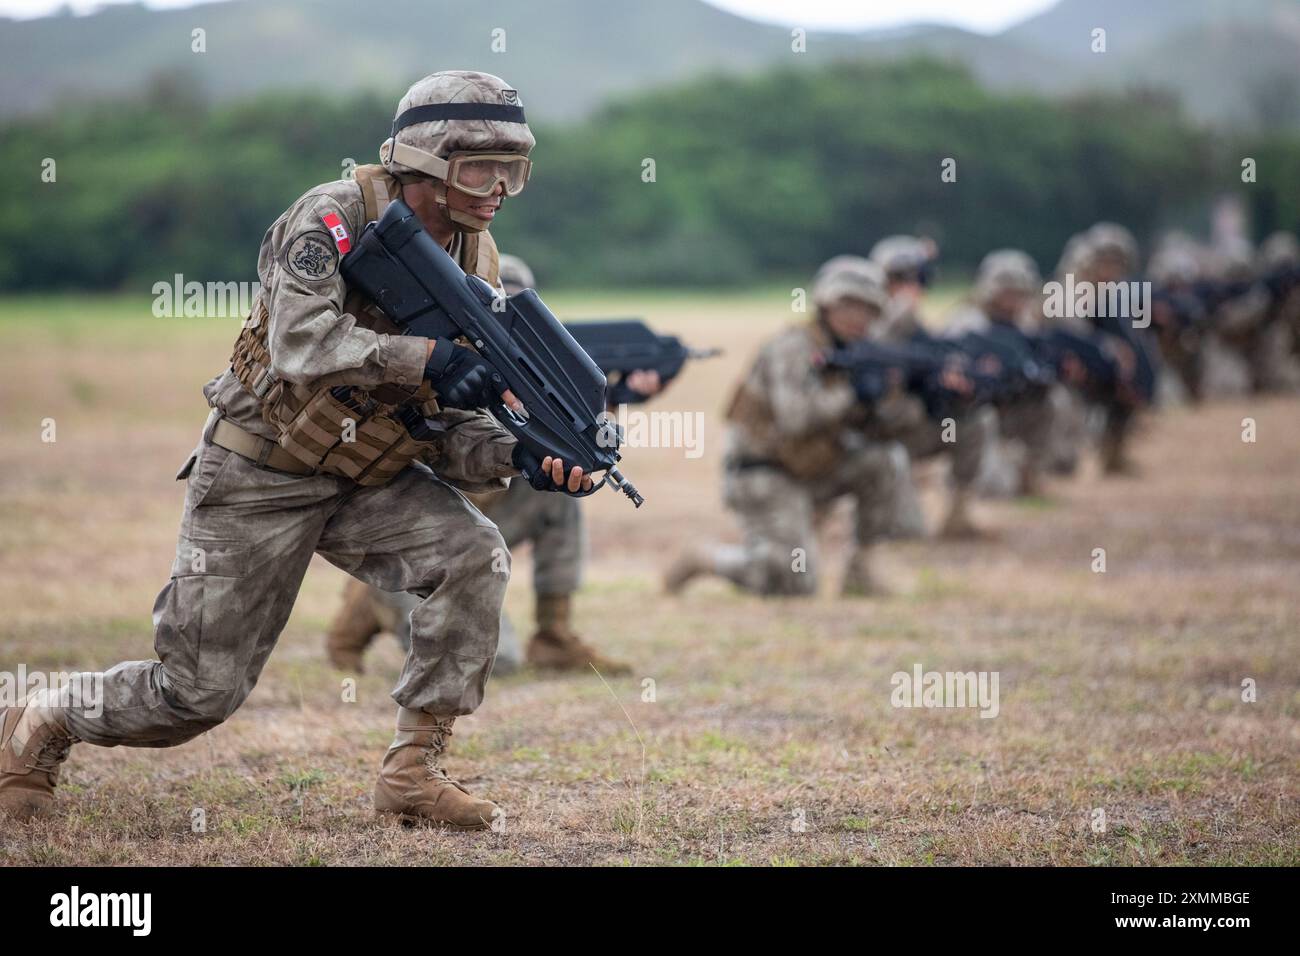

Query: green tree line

[3,58,1299,292]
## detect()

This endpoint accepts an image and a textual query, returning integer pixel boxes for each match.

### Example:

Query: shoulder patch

[284,229,339,282]
[322,211,352,253]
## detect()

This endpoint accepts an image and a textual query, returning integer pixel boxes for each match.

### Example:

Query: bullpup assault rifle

[340,198,644,507]
[823,336,1025,420]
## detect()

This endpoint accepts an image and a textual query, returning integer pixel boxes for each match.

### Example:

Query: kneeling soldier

[665,257,911,597]
[868,235,994,537]
[944,249,1065,497]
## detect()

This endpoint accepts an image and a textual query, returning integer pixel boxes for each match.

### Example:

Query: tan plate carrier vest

[229,165,500,486]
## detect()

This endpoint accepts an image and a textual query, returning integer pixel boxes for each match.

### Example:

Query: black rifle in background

[565,319,722,406]
[823,337,1024,421]
[1153,264,1300,334]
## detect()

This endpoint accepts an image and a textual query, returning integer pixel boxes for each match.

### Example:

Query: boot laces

[421,718,457,782]
[28,733,74,774]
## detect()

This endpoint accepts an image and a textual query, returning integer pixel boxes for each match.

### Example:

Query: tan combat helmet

[1147,234,1203,287]
[1212,235,1257,282]
[1258,231,1300,272]
[380,70,536,233]
[1054,232,1090,279]
[974,249,1041,306]
[812,255,889,311]
[869,235,935,282]
[1082,221,1140,275]
[497,253,536,295]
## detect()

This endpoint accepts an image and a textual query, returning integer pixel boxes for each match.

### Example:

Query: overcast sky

[0,0,1058,34]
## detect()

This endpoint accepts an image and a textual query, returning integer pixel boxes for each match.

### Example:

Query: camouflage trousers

[894,406,992,489]
[1045,385,1088,475]
[997,386,1064,476]
[1204,324,1300,396]
[362,478,584,657]
[63,425,508,747]
[482,477,586,597]
[1155,329,1204,403]
[713,441,909,596]
[974,391,1062,496]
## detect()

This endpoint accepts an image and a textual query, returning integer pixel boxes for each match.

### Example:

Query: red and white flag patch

[321,212,351,254]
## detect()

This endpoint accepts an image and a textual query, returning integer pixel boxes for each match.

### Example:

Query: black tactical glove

[511,444,595,497]
[424,338,504,410]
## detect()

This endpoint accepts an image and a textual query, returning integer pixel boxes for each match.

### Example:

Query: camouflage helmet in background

[869,235,936,282]
[1054,232,1090,279]
[1082,221,1140,275]
[1147,233,1203,287]
[973,249,1041,306]
[1258,231,1300,272]
[812,255,889,311]
[497,253,537,294]
[1210,236,1257,282]
[380,71,536,233]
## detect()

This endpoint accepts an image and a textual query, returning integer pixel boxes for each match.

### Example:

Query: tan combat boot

[326,578,383,673]
[1100,432,1139,477]
[526,593,631,674]
[373,708,499,830]
[0,692,79,821]
[841,545,888,598]
[663,545,714,595]
[1019,460,1045,498]
[939,490,993,540]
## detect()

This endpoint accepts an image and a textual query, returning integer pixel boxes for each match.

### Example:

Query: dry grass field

[0,290,1296,865]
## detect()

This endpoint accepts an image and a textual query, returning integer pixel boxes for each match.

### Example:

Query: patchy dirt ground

[0,292,1296,865]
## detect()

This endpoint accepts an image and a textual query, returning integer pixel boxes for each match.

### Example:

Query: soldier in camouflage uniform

[664,257,911,597]
[1198,238,1270,397]
[1147,234,1208,404]
[1212,234,1300,394]
[326,254,637,677]
[1049,222,1154,475]
[0,72,596,830]
[1260,232,1300,375]
[868,236,993,536]
[943,249,1066,497]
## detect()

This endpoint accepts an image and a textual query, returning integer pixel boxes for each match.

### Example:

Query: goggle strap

[389,141,450,180]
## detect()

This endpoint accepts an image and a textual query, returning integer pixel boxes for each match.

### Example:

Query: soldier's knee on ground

[950,406,996,488]
[755,552,817,596]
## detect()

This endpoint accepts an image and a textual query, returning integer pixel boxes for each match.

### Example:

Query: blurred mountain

[2,0,1298,128]
[0,0,862,121]
[982,0,1300,127]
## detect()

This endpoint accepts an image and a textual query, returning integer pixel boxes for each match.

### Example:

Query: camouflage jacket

[724,322,918,479]
[204,169,518,492]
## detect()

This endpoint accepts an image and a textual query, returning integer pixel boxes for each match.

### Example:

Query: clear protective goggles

[443,151,532,197]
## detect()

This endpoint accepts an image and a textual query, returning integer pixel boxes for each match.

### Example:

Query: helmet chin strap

[433,181,491,234]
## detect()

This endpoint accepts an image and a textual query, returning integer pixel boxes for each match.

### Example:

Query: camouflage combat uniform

[334,476,583,668]
[62,163,517,748]
[323,250,630,676]
[873,297,993,509]
[1048,223,1156,475]
[868,282,993,532]
[1147,236,1207,404]
[2,71,538,829]
[944,249,1064,496]
[1203,236,1300,395]
[666,258,911,597]
[713,326,911,595]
